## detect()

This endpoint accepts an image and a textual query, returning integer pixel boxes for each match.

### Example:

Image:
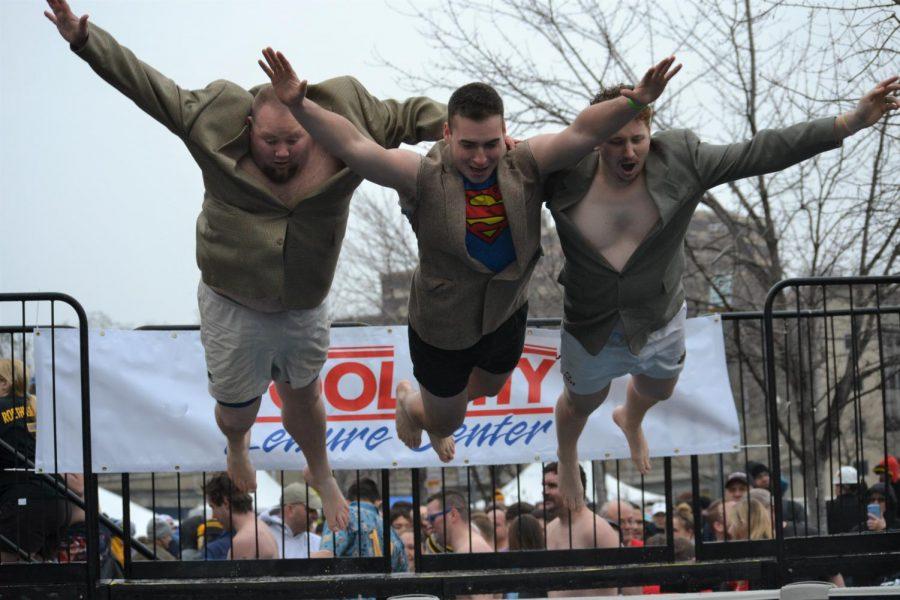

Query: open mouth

[620,161,637,175]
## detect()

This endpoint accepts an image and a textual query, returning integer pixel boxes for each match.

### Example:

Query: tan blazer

[400,141,544,350]
[74,23,446,309]
[547,118,842,355]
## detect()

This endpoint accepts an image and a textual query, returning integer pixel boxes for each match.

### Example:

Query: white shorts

[198,282,330,406]
[560,304,687,396]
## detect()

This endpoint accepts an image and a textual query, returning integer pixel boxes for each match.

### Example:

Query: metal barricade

[2,278,899,598]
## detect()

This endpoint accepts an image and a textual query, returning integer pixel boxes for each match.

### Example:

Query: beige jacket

[401,141,544,350]
[547,118,842,354]
[74,23,446,309]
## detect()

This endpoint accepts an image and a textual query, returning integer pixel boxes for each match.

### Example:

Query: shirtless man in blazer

[257,48,680,462]
[547,78,899,510]
[45,0,447,530]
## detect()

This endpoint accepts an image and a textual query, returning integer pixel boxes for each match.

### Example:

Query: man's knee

[563,386,609,417]
[631,374,678,401]
[477,381,506,398]
[468,369,510,400]
[215,398,260,433]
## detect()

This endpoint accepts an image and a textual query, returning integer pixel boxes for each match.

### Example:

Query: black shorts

[409,303,528,398]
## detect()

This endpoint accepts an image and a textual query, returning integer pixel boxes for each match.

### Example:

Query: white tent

[98,470,283,536]
[98,486,155,535]
[498,462,664,507]
[603,473,664,505]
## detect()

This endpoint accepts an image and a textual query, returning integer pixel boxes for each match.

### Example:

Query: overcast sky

[0,0,853,330]
[1,0,453,328]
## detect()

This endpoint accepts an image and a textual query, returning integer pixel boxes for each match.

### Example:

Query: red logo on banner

[257,343,556,423]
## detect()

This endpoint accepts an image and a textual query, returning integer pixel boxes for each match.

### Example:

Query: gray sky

[0,0,854,329]
[0,0,447,327]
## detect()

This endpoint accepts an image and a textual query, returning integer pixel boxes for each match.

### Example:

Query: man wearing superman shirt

[464,176,517,272]
[258,48,680,462]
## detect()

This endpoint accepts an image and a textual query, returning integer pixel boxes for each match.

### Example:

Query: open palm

[623,56,681,107]
[258,47,307,107]
[853,76,900,129]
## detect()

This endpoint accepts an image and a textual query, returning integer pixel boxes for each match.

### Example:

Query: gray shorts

[198,282,330,406]
[560,304,687,395]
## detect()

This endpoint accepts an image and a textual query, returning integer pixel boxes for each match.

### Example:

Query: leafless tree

[330,188,419,323]
[375,0,898,509]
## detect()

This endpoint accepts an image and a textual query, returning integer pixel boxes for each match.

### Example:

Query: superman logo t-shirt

[463,172,517,272]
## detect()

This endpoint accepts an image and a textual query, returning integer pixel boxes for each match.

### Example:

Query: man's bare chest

[238,155,342,210]
[568,177,660,251]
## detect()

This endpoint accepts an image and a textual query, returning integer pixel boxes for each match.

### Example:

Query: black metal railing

[1,277,899,599]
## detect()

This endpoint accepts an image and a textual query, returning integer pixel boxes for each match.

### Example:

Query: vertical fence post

[764,281,788,587]
[74,299,99,599]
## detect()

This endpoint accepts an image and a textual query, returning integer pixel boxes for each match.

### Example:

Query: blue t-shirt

[463,172,517,272]
[203,530,233,560]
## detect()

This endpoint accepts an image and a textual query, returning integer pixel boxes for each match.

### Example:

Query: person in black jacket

[825,465,866,534]
[0,359,81,561]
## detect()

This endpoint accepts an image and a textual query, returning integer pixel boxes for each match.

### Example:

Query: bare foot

[395,381,423,450]
[612,404,651,475]
[557,456,586,512]
[304,467,350,531]
[226,431,257,492]
[428,432,455,463]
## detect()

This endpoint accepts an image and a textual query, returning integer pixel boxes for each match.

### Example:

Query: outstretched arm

[347,79,446,147]
[834,76,900,139]
[529,56,681,176]
[45,0,228,138]
[688,76,899,189]
[259,48,420,197]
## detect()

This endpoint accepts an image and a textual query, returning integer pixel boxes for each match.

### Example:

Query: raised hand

[846,76,900,132]
[622,56,682,107]
[258,47,307,108]
[44,0,89,47]
[867,512,887,532]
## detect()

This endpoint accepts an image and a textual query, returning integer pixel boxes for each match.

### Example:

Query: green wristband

[627,97,646,110]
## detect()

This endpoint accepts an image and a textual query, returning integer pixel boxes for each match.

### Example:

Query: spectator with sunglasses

[425,490,491,555]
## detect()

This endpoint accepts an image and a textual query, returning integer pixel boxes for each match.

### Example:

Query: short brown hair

[448,82,504,125]
[673,505,694,534]
[203,472,254,513]
[469,511,494,545]
[543,462,587,493]
[508,514,544,550]
[426,490,469,521]
[706,498,724,527]
[591,84,652,127]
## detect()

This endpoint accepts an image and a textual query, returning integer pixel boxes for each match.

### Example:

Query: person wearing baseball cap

[826,465,866,534]
[262,482,322,558]
[725,472,749,502]
[133,518,176,561]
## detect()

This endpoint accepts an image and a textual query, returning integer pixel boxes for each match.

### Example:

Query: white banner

[33,317,739,473]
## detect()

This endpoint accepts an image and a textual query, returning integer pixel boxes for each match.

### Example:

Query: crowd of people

[3,2,899,596]
[2,349,899,593]
[95,460,900,594]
